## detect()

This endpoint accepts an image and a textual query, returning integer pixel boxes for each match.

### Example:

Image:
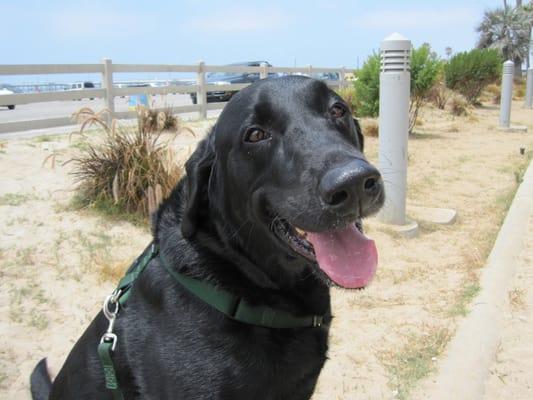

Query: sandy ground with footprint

[0,99,532,399]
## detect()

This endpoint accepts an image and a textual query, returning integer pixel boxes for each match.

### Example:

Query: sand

[0,101,532,399]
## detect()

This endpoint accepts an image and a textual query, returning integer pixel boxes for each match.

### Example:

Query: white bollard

[378,33,411,225]
[499,60,514,128]
[526,67,533,109]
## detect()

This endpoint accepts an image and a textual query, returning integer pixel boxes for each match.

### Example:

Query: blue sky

[1,0,503,70]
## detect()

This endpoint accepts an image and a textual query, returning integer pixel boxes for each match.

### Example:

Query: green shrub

[354,53,381,117]
[354,44,442,127]
[409,44,442,132]
[444,49,502,105]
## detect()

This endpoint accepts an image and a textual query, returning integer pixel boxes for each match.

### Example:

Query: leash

[98,242,157,400]
[98,241,325,398]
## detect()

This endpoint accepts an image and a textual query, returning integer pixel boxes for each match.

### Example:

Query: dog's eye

[244,128,271,143]
[330,104,346,119]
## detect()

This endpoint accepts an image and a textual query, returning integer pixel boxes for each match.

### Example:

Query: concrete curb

[414,159,533,400]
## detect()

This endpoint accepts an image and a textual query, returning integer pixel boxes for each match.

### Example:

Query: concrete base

[383,218,419,238]
[407,205,457,225]
[497,125,528,133]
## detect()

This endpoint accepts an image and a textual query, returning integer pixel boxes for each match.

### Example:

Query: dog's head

[181,76,384,289]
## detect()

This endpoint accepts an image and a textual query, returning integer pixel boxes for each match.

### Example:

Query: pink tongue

[307,225,378,289]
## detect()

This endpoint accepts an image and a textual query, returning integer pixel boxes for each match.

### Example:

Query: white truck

[0,85,17,110]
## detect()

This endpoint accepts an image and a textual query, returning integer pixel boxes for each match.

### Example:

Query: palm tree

[523,3,533,68]
[477,5,531,76]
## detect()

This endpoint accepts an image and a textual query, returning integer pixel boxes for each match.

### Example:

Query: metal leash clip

[100,289,122,351]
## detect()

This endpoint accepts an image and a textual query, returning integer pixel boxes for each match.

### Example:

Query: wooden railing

[0,60,350,134]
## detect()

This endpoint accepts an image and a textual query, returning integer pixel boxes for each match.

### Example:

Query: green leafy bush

[354,44,442,129]
[354,53,381,117]
[444,49,502,104]
[409,44,442,132]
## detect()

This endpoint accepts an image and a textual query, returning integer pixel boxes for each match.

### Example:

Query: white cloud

[355,7,478,30]
[184,9,290,33]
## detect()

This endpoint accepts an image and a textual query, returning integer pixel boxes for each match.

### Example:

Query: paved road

[0,93,196,123]
[0,93,223,138]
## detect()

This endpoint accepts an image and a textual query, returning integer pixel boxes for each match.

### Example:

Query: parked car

[311,72,340,81]
[68,81,95,100]
[190,61,275,104]
[0,84,20,110]
[69,81,95,90]
[279,72,341,82]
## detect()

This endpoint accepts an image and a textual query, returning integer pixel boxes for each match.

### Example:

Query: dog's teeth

[295,227,306,236]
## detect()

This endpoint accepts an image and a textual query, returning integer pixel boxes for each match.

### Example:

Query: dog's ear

[353,118,364,152]
[181,135,215,239]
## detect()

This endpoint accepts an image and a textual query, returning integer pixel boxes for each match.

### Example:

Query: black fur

[30,76,382,399]
[30,358,52,400]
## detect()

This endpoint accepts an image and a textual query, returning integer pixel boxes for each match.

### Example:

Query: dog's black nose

[319,159,382,215]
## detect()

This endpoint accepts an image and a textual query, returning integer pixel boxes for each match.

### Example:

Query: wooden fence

[0,60,349,134]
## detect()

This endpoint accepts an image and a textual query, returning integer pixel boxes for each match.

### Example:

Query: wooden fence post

[260,62,268,79]
[340,66,347,88]
[102,58,115,121]
[197,61,207,119]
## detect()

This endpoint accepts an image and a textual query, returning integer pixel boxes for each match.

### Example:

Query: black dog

[31,76,384,399]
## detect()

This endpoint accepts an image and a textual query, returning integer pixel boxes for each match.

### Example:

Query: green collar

[98,242,325,398]
[158,250,324,329]
[117,242,325,328]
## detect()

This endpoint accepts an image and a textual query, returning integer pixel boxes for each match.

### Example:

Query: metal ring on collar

[103,293,120,320]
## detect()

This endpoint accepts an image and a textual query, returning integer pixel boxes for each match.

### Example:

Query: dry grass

[513,79,526,100]
[448,282,481,317]
[381,327,451,400]
[335,86,357,112]
[136,106,194,134]
[485,83,500,96]
[449,95,469,116]
[0,193,36,206]
[360,118,379,137]
[508,288,526,311]
[479,83,500,105]
[70,108,187,217]
[427,82,451,110]
[96,259,132,283]
[446,124,460,133]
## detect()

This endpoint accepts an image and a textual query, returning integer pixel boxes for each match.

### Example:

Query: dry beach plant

[70,107,191,217]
